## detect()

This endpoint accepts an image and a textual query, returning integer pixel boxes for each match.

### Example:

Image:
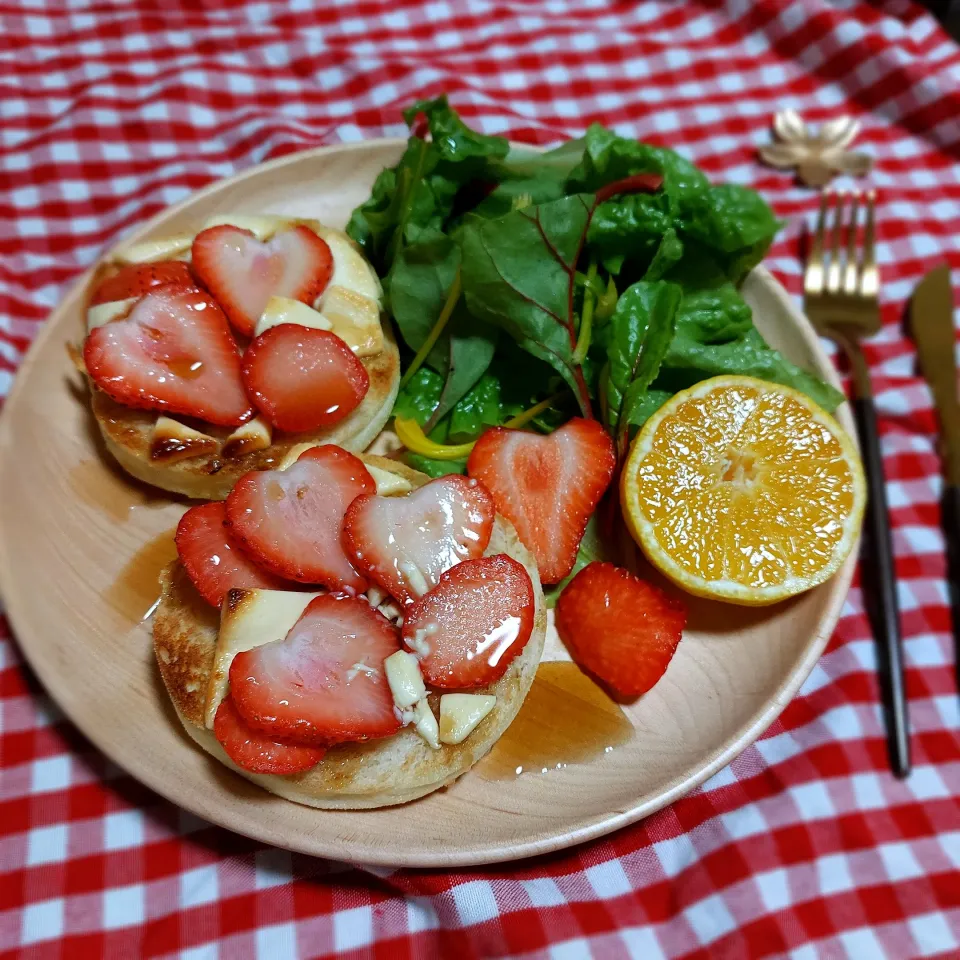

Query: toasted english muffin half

[152,456,547,809]
[81,219,400,500]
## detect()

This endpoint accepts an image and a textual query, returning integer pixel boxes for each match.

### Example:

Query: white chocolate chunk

[86,297,136,332]
[378,600,403,623]
[315,227,383,304]
[222,416,272,458]
[368,465,413,497]
[204,589,320,729]
[384,650,427,709]
[276,442,322,472]
[254,295,333,338]
[398,561,430,599]
[114,233,193,264]
[202,213,289,241]
[150,416,219,463]
[317,285,383,357]
[412,699,440,750]
[439,694,497,745]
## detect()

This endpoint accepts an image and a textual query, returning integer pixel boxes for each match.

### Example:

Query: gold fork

[804,190,910,778]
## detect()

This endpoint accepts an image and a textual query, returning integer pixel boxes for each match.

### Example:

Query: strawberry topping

[83,283,253,426]
[225,445,374,590]
[175,502,289,607]
[342,476,495,606]
[191,224,333,336]
[241,324,369,433]
[229,593,403,746]
[555,562,686,699]
[214,695,326,775]
[467,418,616,583]
[402,554,534,689]
[90,261,194,305]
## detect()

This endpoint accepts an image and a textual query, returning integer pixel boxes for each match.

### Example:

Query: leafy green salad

[347,95,842,478]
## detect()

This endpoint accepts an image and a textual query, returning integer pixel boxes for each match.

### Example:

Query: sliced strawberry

[175,502,289,607]
[83,283,253,426]
[555,562,686,699]
[402,554,534,689]
[90,261,194,306]
[241,324,369,433]
[191,224,333,336]
[342,476,495,606]
[467,418,616,584]
[225,445,374,590]
[229,593,402,746]
[214,695,326,775]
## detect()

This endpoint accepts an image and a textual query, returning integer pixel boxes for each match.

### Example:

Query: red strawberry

[342,476,495,606]
[402,554,534,689]
[83,283,253,426]
[225,445,374,590]
[467,418,616,584]
[191,224,333,336]
[555,562,686,699]
[214,695,326,775]
[241,324,369,433]
[175,502,289,607]
[90,261,194,305]
[229,593,403,746]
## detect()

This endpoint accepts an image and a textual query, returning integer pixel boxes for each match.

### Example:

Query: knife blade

[911,264,960,486]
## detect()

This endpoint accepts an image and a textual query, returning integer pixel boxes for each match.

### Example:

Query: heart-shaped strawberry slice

[342,476,495,605]
[229,593,402,746]
[191,224,333,336]
[225,445,375,591]
[83,283,253,426]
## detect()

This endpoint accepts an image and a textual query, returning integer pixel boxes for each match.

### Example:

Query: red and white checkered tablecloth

[2,0,959,956]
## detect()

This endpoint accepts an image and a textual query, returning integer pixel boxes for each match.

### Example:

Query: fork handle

[853,394,911,778]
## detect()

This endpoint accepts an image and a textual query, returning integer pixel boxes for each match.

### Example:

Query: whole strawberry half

[83,283,253,426]
[555,561,686,699]
[229,593,402,746]
[191,224,333,336]
[402,553,535,689]
[467,418,615,584]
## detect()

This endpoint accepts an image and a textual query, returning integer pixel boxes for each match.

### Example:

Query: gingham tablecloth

[2,0,959,957]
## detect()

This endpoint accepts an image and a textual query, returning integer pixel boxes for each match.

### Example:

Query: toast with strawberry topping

[83,284,253,427]
[175,502,289,607]
[403,554,535,689]
[467,418,616,584]
[342,475,495,605]
[153,456,547,809]
[555,562,686,699]
[79,218,399,500]
[229,593,403,746]
[191,224,333,336]
[225,445,374,590]
[214,695,326,775]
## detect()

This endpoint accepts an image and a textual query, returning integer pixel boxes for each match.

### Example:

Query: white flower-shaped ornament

[759,110,873,187]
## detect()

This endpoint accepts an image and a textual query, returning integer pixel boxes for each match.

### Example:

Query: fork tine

[843,192,861,295]
[860,190,879,299]
[826,191,846,294]
[805,192,829,296]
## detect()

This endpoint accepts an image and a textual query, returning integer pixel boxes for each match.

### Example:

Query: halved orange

[620,376,865,605]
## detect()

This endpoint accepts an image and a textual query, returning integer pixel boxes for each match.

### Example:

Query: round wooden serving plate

[0,140,857,867]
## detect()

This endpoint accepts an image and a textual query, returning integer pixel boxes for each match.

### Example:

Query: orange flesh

[634,382,857,588]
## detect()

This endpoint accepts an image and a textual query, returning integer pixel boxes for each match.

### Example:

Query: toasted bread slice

[90,322,399,500]
[153,456,546,809]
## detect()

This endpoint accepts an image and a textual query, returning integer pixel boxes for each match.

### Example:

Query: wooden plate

[0,140,856,867]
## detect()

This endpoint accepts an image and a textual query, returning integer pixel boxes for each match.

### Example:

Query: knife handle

[854,395,911,778]
[942,483,960,690]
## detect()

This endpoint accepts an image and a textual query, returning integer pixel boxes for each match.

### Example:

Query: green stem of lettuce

[399,269,462,388]
[573,260,597,366]
[504,392,565,430]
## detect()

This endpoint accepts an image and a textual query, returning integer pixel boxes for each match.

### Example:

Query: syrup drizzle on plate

[104,529,178,624]
[475,661,633,780]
